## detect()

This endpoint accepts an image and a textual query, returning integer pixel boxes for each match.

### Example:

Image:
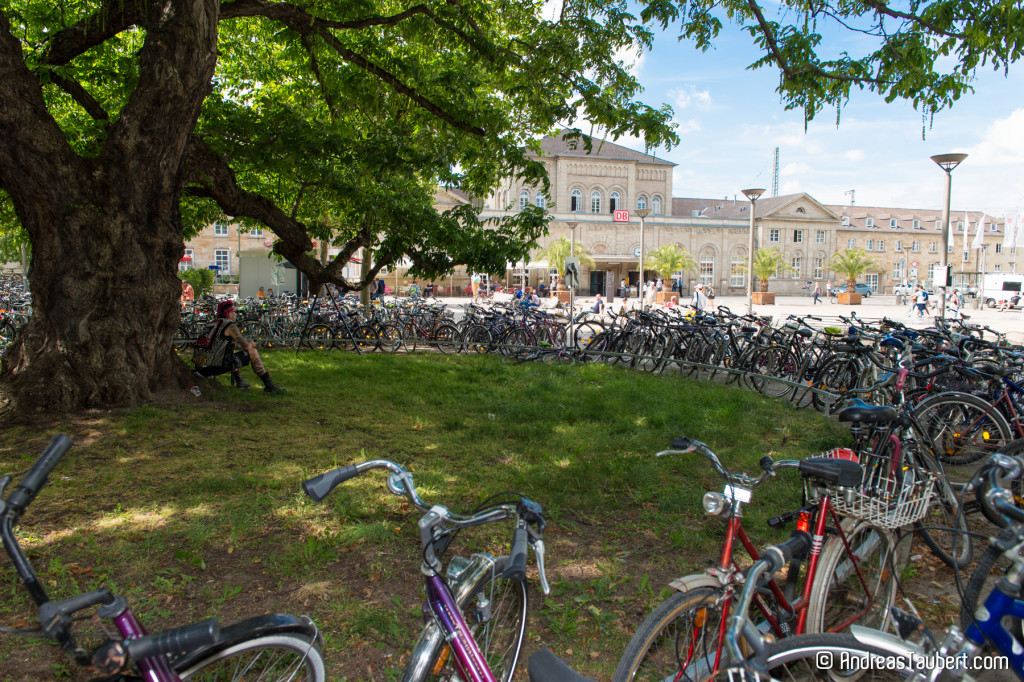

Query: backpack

[192,320,231,369]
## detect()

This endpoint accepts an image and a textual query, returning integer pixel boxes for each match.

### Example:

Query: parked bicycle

[1,435,326,681]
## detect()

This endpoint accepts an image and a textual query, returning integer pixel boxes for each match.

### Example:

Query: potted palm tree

[830,248,879,304]
[535,236,595,303]
[645,244,697,303]
[749,247,794,305]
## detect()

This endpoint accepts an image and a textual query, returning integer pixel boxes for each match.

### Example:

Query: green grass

[0,351,849,681]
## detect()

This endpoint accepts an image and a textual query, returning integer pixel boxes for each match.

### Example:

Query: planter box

[556,290,572,305]
[751,292,775,305]
[837,293,862,305]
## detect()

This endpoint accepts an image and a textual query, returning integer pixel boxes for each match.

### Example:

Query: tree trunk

[0,0,219,416]
[0,193,191,412]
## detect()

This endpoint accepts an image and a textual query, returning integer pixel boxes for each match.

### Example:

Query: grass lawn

[0,351,863,680]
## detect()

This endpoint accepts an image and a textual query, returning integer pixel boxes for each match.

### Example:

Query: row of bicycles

[0,277,30,356]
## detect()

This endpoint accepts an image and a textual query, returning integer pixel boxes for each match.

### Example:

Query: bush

[179,268,215,298]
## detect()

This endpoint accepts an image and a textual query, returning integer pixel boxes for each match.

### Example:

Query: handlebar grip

[6,435,73,512]
[126,618,219,661]
[761,531,812,575]
[301,465,360,502]
[504,523,529,581]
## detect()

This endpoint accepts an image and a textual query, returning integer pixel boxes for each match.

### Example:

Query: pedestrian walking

[691,283,709,312]
[812,282,821,304]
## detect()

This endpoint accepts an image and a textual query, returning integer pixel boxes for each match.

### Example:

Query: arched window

[652,196,662,215]
[637,195,647,211]
[590,190,602,214]
[570,189,583,212]
[699,246,715,286]
[519,190,529,211]
[730,248,746,287]
[609,191,620,213]
[535,191,546,209]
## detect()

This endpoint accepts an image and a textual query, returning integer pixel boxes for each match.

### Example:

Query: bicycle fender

[170,613,321,672]
[668,573,724,593]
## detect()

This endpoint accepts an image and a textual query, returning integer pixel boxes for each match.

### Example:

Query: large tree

[0,0,1016,414]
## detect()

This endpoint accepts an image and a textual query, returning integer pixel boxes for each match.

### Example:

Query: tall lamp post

[742,188,766,313]
[931,153,968,319]
[635,208,650,307]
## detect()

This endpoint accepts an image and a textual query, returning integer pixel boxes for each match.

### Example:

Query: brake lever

[528,526,550,596]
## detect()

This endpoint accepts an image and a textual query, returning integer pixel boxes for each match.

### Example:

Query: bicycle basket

[809,447,937,529]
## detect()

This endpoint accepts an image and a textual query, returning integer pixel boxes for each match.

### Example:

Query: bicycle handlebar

[5,434,73,516]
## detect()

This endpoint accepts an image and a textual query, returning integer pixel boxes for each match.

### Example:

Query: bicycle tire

[353,324,379,352]
[465,325,493,354]
[912,473,973,570]
[806,520,900,634]
[572,321,604,349]
[612,587,729,682]
[913,391,1013,466]
[303,324,334,351]
[378,323,404,353]
[752,632,924,680]
[435,324,462,354]
[177,632,326,681]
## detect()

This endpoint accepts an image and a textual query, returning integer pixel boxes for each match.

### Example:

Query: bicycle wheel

[806,520,900,634]
[177,633,326,681]
[913,473,973,570]
[811,357,863,413]
[426,560,527,682]
[377,323,404,353]
[914,391,1013,466]
[465,325,493,354]
[302,324,334,350]
[172,325,193,352]
[353,324,379,352]
[572,321,604,349]
[612,587,729,682]
[751,633,918,681]
[435,323,462,354]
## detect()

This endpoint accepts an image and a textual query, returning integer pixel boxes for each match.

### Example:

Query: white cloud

[844,149,865,161]
[780,162,811,176]
[669,85,712,111]
[673,118,701,135]
[967,108,1024,167]
[614,45,646,76]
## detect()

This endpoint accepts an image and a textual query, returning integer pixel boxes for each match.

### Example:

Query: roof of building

[535,130,676,166]
[672,193,834,220]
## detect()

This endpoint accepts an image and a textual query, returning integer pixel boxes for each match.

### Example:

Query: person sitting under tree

[193,300,285,393]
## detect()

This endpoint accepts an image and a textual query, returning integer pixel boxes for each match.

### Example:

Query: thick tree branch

[859,0,961,39]
[40,0,147,66]
[50,74,109,120]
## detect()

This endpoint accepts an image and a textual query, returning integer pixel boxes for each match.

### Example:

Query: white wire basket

[811,447,938,529]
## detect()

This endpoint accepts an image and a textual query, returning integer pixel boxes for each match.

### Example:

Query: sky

[604,14,1024,219]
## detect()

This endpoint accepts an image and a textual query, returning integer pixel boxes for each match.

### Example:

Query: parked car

[830,283,873,297]
[892,282,914,296]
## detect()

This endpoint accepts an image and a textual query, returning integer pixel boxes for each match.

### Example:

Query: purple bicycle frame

[424,573,498,682]
[113,610,181,682]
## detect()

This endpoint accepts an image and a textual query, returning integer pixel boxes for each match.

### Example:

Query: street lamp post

[742,188,766,314]
[931,153,968,319]
[635,208,650,307]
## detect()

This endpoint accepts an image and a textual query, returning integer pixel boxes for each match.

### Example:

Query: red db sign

[614,210,630,223]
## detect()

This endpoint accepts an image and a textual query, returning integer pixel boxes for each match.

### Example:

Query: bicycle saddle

[527,649,596,682]
[837,399,897,424]
[799,457,863,488]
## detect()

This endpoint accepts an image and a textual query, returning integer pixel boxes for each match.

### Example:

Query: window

[912,241,920,252]
[652,196,662,215]
[519,190,529,210]
[866,239,874,251]
[570,189,582,212]
[535,191,545,209]
[214,249,230,274]
[894,260,905,280]
[813,257,823,280]
[795,207,806,214]
[990,222,999,232]
[847,238,856,249]
[876,240,884,251]
[890,218,898,228]
[935,220,942,230]
[793,230,804,243]
[699,255,714,286]
[996,243,1003,254]
[995,264,1002,272]
[957,221,964,231]
[179,249,193,272]
[637,195,647,211]
[214,221,229,236]
[895,241,902,252]
[590,190,602,214]
[913,219,921,229]
[865,274,878,292]
[730,257,745,287]
[929,242,937,253]
[769,229,780,243]
[948,243,954,253]
[866,218,874,228]
[928,263,936,282]
[816,230,826,244]
[249,228,264,238]
[609,191,620,212]
[791,257,801,278]
[842,216,850,226]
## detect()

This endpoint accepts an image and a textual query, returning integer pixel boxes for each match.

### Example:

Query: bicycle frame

[966,585,1024,678]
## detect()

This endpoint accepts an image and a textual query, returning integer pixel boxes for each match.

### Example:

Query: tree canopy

[0,0,1020,414]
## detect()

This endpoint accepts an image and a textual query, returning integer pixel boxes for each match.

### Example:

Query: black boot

[258,371,285,394]
[230,370,251,391]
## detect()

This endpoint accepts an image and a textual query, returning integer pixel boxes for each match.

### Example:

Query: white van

[980,273,1024,308]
